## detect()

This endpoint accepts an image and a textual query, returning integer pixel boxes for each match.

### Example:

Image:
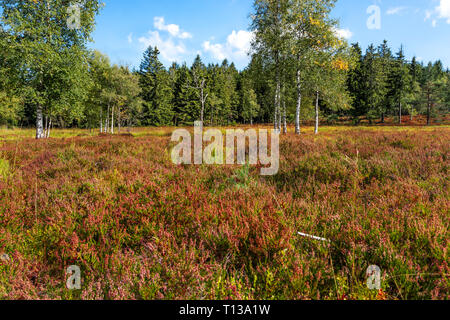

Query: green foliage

[0,1,447,131]
[139,46,174,126]
[0,0,102,137]
[347,40,449,124]
[0,157,9,180]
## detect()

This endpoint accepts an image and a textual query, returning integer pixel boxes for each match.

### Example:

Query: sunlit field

[0,125,449,300]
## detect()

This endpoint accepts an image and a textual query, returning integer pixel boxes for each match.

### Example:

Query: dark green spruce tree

[139,46,174,126]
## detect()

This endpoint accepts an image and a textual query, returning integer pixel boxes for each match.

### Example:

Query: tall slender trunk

[427,90,431,126]
[275,81,281,132]
[106,103,110,133]
[315,91,319,135]
[274,87,279,131]
[44,115,48,137]
[274,51,281,132]
[111,105,114,134]
[282,97,287,134]
[47,119,52,138]
[59,116,65,130]
[295,66,302,134]
[210,104,213,126]
[280,57,287,134]
[200,86,206,124]
[100,109,103,133]
[36,105,44,139]
[278,92,282,132]
[399,101,402,125]
[118,106,121,133]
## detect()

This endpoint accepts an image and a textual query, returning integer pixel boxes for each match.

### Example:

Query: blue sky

[90,0,450,70]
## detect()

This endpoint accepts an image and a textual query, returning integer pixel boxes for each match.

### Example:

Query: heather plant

[0,126,448,300]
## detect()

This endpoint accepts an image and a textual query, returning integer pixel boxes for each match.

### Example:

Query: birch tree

[0,0,102,139]
[285,0,339,134]
[306,31,353,134]
[251,0,289,132]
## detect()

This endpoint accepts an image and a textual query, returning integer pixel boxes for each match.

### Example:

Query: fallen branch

[298,232,331,243]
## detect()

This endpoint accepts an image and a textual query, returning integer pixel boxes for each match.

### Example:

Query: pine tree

[139,46,174,126]
[246,54,274,124]
[419,61,446,125]
[376,40,393,123]
[347,43,366,120]
[172,63,197,125]
[388,46,410,124]
[406,56,422,120]
[362,44,384,123]
[241,73,260,125]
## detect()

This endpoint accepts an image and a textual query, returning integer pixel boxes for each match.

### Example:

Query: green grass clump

[0,157,9,180]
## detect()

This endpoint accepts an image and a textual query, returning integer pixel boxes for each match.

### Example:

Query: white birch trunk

[46,119,52,138]
[106,103,110,133]
[100,109,103,133]
[315,91,319,135]
[295,67,302,135]
[36,105,44,139]
[118,106,121,133]
[274,79,281,132]
[111,104,114,134]
[274,93,278,131]
[278,96,282,132]
[44,115,48,138]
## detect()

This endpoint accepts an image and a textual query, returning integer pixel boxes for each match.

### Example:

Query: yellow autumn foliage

[332,58,349,71]
[309,17,321,26]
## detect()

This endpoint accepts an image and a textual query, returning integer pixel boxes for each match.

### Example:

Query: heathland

[0,125,448,300]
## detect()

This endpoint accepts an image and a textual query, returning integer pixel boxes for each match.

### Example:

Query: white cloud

[425,0,450,25]
[437,0,450,23]
[137,17,193,63]
[138,31,187,62]
[153,17,192,39]
[227,30,253,54]
[202,41,227,61]
[202,30,254,64]
[387,7,407,15]
[179,32,192,39]
[127,33,133,44]
[334,28,353,40]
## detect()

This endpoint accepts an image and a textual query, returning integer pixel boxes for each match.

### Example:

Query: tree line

[0,0,448,139]
[348,41,449,126]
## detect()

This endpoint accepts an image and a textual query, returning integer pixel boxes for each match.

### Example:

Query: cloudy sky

[90,0,450,69]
